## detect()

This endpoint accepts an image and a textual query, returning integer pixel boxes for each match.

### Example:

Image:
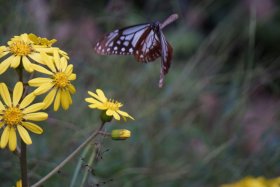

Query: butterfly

[94,14,178,87]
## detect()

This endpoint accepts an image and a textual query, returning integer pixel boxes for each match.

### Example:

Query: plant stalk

[31,122,105,187]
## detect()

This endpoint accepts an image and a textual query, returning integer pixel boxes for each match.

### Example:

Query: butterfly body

[94,14,178,87]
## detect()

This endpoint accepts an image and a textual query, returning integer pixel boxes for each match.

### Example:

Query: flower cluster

[0,33,76,151]
[0,33,134,153]
[0,33,75,111]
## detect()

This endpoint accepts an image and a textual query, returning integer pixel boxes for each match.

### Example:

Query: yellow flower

[0,33,44,73]
[0,33,68,74]
[28,53,76,111]
[111,129,131,140]
[221,176,280,187]
[0,82,48,151]
[16,179,22,187]
[85,89,134,121]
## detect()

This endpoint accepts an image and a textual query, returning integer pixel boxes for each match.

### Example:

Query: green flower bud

[111,129,131,140]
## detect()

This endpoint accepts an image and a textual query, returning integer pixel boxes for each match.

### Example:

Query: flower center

[3,107,23,126]
[9,40,32,56]
[104,99,122,111]
[53,72,69,88]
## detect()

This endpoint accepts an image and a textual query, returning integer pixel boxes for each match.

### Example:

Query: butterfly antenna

[160,13,179,29]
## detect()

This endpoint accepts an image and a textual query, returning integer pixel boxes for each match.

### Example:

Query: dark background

[1,0,280,186]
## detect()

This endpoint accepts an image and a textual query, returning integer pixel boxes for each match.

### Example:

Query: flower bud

[111,129,131,140]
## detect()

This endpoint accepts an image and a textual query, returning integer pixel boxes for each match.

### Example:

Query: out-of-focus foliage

[1,0,280,186]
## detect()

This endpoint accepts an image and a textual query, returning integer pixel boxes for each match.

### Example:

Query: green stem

[31,122,105,187]
[17,65,29,187]
[20,140,29,187]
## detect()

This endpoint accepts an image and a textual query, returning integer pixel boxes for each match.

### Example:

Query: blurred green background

[1,0,280,186]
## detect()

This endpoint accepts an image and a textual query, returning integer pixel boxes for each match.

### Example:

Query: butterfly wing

[133,28,162,63]
[158,30,173,87]
[94,23,151,55]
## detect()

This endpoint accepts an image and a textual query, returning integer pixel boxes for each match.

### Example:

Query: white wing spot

[114,46,118,50]
[98,46,101,50]
[123,41,129,46]
[107,48,110,52]
[129,48,133,53]
[109,42,113,47]
[121,47,125,52]
[120,36,125,40]
[117,40,121,44]
[125,35,133,41]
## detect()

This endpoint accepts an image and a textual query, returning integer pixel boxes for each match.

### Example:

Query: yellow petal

[66,91,72,104]
[61,90,70,110]
[0,83,12,107]
[24,112,48,121]
[42,88,57,109]
[34,82,54,95]
[0,126,10,148]
[10,55,21,68]
[96,104,107,110]
[31,64,53,75]
[23,103,45,114]
[17,125,32,145]
[0,122,4,128]
[19,93,35,109]
[54,89,61,111]
[112,111,120,120]
[13,82,23,106]
[22,122,43,134]
[35,47,55,53]
[0,100,5,110]
[28,53,42,64]
[85,97,102,104]
[8,127,17,151]
[54,50,60,70]
[68,84,76,94]
[117,110,135,120]
[89,103,107,110]
[65,64,73,75]
[58,48,69,58]
[60,57,68,71]
[28,77,52,87]
[0,55,13,74]
[68,73,76,81]
[41,52,56,71]
[106,109,113,116]
[88,104,97,108]
[0,50,9,58]
[22,56,34,72]
[96,89,107,102]
[88,91,106,103]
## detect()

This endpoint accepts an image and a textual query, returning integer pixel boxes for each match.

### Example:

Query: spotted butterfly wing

[94,14,178,87]
[95,23,151,56]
